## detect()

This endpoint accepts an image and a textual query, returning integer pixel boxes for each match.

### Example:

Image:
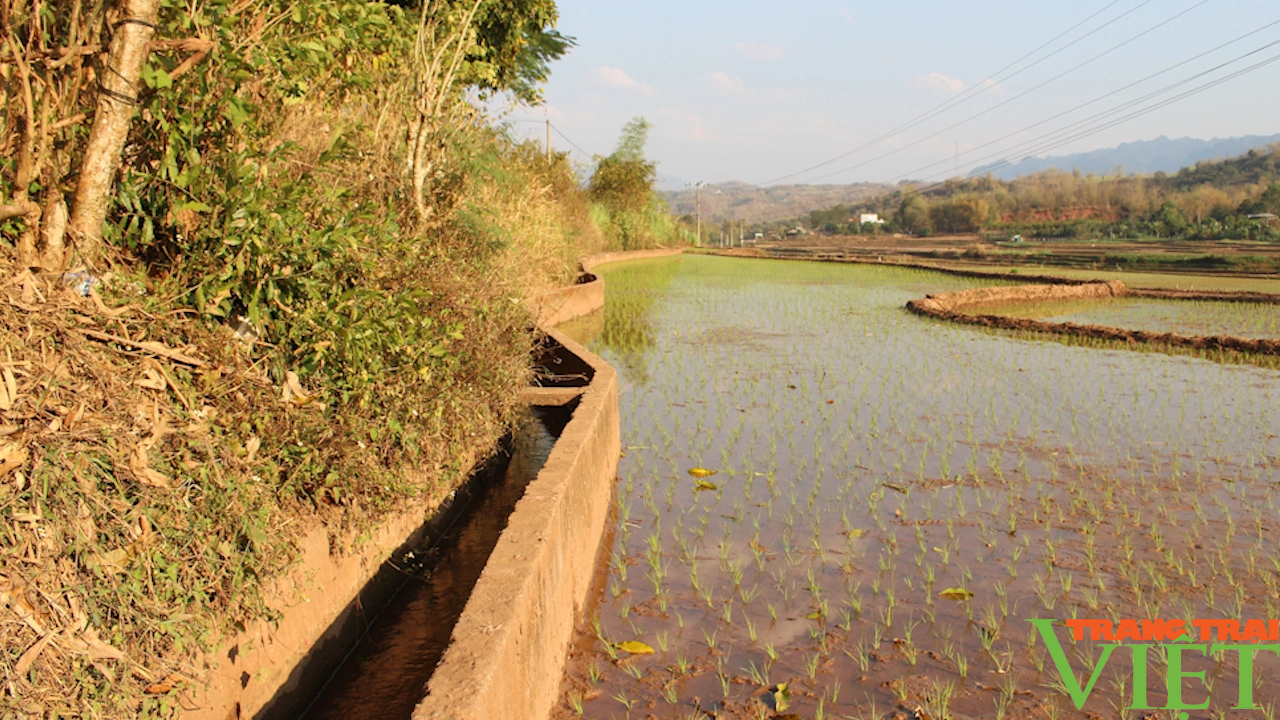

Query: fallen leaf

[129,416,170,488]
[615,640,655,655]
[145,673,188,694]
[283,370,313,405]
[0,581,46,634]
[65,402,86,429]
[135,368,167,390]
[772,682,792,712]
[245,435,260,463]
[129,445,169,488]
[939,587,974,601]
[694,479,717,491]
[85,547,131,577]
[65,628,126,661]
[687,467,716,478]
[0,443,27,478]
[844,528,866,538]
[14,633,54,676]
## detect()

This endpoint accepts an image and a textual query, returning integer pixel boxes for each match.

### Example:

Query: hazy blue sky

[495,0,1280,186]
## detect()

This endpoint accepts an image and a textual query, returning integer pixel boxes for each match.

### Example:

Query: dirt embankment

[905,281,1280,356]
[909,280,1128,313]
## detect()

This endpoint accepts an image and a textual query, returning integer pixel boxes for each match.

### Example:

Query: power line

[1001,52,1280,170]
[892,47,1280,201]
[943,45,1280,181]
[885,21,1280,183]
[803,0,1216,184]
[755,0,1152,185]
[549,123,593,157]
[498,116,596,157]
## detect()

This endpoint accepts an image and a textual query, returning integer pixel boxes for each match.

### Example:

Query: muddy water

[557,255,1280,719]
[296,406,569,720]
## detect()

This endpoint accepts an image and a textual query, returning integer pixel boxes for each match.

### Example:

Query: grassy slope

[0,139,660,717]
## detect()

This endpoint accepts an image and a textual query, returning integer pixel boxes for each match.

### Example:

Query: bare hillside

[661,181,891,223]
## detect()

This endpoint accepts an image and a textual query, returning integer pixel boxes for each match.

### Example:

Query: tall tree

[589,117,656,212]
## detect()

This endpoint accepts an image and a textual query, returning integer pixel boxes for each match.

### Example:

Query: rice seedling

[557,256,1280,718]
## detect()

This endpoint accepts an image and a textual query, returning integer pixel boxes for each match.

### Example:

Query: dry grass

[0,225,534,716]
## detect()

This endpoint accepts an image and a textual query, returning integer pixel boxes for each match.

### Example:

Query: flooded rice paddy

[557,255,1280,720]
[967,297,1280,340]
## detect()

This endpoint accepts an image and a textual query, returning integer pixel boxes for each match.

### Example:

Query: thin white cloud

[913,72,965,95]
[734,41,785,61]
[977,78,1005,95]
[709,71,748,98]
[838,9,854,25]
[589,66,654,94]
[658,109,712,142]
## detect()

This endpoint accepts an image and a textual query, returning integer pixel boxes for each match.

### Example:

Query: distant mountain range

[660,181,890,224]
[977,134,1280,180]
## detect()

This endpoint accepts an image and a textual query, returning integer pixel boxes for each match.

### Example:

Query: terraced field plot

[966,297,1280,340]
[558,255,1280,720]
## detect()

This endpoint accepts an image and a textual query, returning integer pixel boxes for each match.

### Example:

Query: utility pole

[687,181,706,247]
[546,120,552,162]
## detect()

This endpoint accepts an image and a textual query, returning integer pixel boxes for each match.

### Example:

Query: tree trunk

[40,194,69,270]
[67,0,159,269]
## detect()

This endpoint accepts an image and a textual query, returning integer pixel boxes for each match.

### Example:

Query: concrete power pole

[687,181,706,247]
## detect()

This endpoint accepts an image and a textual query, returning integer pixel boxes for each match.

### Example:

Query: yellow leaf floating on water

[615,640,655,655]
[844,528,866,538]
[938,587,974,601]
[694,479,717,491]
[772,682,792,712]
[688,467,716,478]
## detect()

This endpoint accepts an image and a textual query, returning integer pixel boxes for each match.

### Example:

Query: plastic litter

[61,271,100,297]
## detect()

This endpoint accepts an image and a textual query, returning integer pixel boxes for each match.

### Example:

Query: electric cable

[803,0,1215,184]
[884,25,1280,183]
[892,48,1280,201]
[755,0,1147,185]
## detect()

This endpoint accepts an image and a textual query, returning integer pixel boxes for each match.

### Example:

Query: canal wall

[414,326,618,720]
[183,248,682,720]
[528,247,685,326]
[418,248,684,720]
[183,466,472,720]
